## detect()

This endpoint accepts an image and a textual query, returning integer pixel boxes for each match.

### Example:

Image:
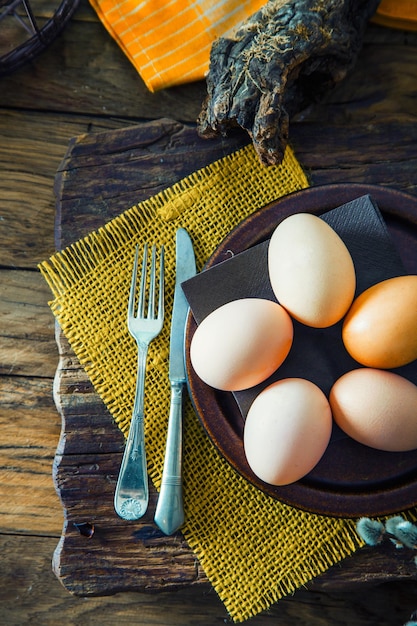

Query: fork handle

[114,346,149,521]
[154,381,184,535]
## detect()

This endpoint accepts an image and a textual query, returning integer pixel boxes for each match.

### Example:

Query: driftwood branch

[198,0,381,165]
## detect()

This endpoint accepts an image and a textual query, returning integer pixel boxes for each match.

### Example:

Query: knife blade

[154,228,196,535]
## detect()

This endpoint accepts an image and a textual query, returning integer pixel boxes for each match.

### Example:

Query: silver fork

[114,243,164,521]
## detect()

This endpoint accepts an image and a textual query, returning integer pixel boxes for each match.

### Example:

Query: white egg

[244,378,332,485]
[190,298,293,391]
[268,213,356,328]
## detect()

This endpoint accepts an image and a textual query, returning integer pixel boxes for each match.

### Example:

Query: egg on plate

[342,275,417,369]
[268,213,356,328]
[244,378,332,486]
[330,368,417,452]
[189,297,293,391]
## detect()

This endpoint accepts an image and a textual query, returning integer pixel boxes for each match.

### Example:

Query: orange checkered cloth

[372,0,417,31]
[89,0,266,91]
[89,0,416,92]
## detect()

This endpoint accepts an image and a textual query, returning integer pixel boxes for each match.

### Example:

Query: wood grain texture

[1,0,417,623]
[51,118,417,600]
[0,270,57,376]
[2,536,417,626]
[0,1,206,122]
[54,119,250,247]
[291,120,417,196]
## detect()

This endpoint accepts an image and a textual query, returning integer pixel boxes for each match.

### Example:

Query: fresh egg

[190,298,293,391]
[342,275,417,369]
[268,213,356,328]
[243,378,332,486]
[330,368,417,452]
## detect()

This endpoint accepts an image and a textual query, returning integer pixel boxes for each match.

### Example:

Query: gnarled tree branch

[198,0,381,165]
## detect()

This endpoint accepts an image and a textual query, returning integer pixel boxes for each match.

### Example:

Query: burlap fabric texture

[40,143,368,622]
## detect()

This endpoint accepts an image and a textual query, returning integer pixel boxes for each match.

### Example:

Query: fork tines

[129,243,164,323]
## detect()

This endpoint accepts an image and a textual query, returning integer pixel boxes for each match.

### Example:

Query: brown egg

[342,275,417,369]
[330,368,417,452]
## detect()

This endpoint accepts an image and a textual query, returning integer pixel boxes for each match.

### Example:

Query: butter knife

[154,228,196,535]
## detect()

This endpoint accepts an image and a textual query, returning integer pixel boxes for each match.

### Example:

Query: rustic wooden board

[52,120,249,594]
[2,0,417,622]
[52,117,417,597]
[3,533,417,624]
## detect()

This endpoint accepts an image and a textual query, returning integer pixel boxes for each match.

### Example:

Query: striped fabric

[89,0,266,92]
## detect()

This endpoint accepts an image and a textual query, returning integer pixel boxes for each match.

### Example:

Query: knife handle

[154,382,185,535]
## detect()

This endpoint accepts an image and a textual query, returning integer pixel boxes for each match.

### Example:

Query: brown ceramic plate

[184,183,417,518]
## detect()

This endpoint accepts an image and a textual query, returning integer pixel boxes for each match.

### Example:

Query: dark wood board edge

[51,118,417,596]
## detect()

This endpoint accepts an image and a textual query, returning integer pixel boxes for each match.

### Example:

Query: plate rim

[185,183,417,518]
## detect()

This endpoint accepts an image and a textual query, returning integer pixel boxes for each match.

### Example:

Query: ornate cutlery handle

[114,344,149,520]
[154,381,184,535]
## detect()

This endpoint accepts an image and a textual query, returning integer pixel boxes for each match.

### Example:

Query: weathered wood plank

[0,0,416,125]
[0,375,62,535]
[54,119,249,247]
[299,35,417,123]
[291,120,417,196]
[0,109,144,267]
[0,0,206,122]
[0,269,62,534]
[50,118,417,600]
[1,534,417,625]
[0,270,57,376]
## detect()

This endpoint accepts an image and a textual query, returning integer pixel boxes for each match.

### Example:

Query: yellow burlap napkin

[41,143,366,622]
[89,0,266,91]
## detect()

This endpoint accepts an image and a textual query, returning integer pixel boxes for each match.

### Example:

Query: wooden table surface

[1,1,417,624]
